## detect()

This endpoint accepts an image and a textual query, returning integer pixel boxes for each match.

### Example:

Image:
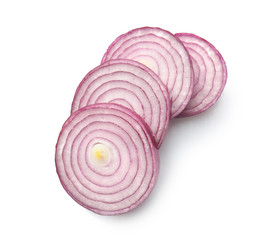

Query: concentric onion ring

[175,33,227,117]
[55,103,159,215]
[71,59,170,148]
[101,27,194,118]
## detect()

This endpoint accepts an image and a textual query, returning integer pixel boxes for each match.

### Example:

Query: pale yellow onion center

[137,59,152,70]
[90,143,110,166]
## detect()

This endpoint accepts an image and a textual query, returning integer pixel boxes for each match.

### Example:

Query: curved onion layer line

[86,80,152,121]
[183,42,216,109]
[101,27,193,117]
[130,54,161,75]
[98,60,170,140]
[78,69,160,140]
[74,71,156,143]
[82,132,123,177]
[117,40,173,87]
[100,59,169,99]
[71,120,138,191]
[109,98,134,111]
[67,110,153,208]
[114,36,182,98]
[187,48,207,98]
[175,33,227,117]
[124,47,169,84]
[56,103,159,215]
[66,116,140,195]
[58,107,152,210]
[75,73,154,145]
[78,127,142,202]
[71,59,170,148]
[63,119,137,195]
[104,33,183,112]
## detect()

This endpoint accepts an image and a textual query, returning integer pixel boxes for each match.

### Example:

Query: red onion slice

[56,103,159,215]
[101,27,193,118]
[71,59,170,148]
[175,33,227,117]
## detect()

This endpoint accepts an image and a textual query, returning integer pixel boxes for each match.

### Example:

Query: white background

[1,0,275,239]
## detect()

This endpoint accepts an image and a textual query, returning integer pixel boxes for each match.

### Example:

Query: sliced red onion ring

[175,33,227,117]
[56,103,159,215]
[71,59,170,148]
[101,27,193,118]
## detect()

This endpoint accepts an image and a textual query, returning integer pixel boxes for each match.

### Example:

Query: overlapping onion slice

[101,27,193,118]
[175,33,227,117]
[71,59,170,148]
[55,103,159,215]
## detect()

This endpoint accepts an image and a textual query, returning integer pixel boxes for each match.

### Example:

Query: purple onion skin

[175,33,227,117]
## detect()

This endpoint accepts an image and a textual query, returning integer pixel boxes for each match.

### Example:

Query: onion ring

[101,27,193,117]
[175,33,227,117]
[55,103,159,215]
[71,59,170,148]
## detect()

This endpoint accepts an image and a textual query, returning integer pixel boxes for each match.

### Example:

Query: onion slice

[71,59,170,148]
[175,33,227,117]
[101,27,193,118]
[55,103,159,215]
